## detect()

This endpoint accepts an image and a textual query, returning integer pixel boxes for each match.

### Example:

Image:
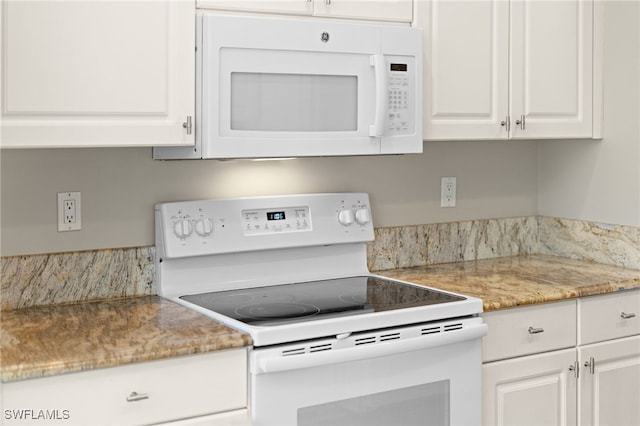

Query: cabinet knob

[126,391,149,403]
[515,115,526,130]
[528,326,544,334]
[620,312,636,319]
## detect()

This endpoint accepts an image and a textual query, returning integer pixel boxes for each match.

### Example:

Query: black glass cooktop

[180,276,465,327]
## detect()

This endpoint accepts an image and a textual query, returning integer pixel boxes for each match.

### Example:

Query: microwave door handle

[369,54,387,137]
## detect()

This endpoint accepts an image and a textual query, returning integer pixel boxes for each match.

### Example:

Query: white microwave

[154,14,422,160]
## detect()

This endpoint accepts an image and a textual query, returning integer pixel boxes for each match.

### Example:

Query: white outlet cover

[58,192,82,232]
[440,177,457,208]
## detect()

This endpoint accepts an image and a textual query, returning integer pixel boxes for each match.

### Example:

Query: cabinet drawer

[579,290,640,345]
[482,300,577,362]
[2,349,247,426]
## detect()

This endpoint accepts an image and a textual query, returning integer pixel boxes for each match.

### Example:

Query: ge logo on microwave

[321,32,330,43]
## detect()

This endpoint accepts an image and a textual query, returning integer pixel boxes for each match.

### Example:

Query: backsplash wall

[3,215,638,310]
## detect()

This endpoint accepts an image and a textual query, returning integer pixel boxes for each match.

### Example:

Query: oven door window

[298,381,449,426]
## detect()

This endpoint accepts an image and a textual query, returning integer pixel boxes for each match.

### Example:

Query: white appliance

[153,15,423,160]
[155,193,486,425]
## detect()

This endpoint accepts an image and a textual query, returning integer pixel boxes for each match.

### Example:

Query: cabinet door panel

[1,0,194,147]
[510,0,593,139]
[197,0,312,15]
[483,349,577,426]
[314,0,412,22]
[579,336,640,426]
[417,0,509,140]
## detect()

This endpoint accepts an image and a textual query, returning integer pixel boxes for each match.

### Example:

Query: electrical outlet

[440,177,457,208]
[58,192,82,231]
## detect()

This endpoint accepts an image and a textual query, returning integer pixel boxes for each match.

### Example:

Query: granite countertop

[2,254,639,384]
[0,296,252,383]
[381,254,640,311]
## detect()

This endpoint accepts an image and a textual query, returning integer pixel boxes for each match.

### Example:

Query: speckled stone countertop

[381,254,640,311]
[0,296,252,383]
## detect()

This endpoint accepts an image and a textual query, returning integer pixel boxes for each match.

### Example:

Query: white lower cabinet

[484,348,577,426]
[579,336,640,426]
[1,349,248,426]
[483,290,640,426]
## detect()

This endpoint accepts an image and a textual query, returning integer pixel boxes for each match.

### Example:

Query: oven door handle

[253,322,487,374]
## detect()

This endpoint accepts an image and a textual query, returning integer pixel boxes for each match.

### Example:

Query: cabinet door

[483,348,577,426]
[416,0,509,140]
[509,0,593,139]
[579,336,640,426]
[314,0,412,22]
[1,0,194,148]
[197,0,312,15]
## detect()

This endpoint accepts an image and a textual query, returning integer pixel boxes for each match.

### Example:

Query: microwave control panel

[387,58,415,135]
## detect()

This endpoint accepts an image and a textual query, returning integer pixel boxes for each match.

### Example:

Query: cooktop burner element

[180,276,465,327]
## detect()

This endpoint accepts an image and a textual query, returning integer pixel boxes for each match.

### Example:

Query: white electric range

[155,193,486,426]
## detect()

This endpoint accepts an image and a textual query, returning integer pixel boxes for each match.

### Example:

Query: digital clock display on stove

[267,211,286,221]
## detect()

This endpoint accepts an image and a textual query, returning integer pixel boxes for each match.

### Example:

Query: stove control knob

[337,209,354,226]
[355,208,371,225]
[195,218,214,236]
[173,220,193,238]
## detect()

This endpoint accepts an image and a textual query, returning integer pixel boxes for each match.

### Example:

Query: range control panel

[156,193,374,259]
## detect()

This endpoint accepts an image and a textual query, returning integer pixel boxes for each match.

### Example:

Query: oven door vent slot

[355,336,377,346]
[309,343,333,353]
[444,323,463,332]
[380,332,401,342]
[282,347,306,356]
[421,326,441,335]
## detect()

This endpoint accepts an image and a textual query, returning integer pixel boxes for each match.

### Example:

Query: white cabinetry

[482,290,640,426]
[197,0,413,23]
[0,0,195,148]
[1,350,247,426]
[483,300,578,426]
[578,291,640,426]
[484,348,577,426]
[416,0,600,140]
[578,336,640,426]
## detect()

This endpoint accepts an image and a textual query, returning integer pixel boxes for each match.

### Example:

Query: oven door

[249,317,486,426]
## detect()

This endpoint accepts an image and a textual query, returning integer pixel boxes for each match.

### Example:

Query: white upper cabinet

[509,0,593,139]
[417,0,509,140]
[0,1,195,148]
[417,0,600,140]
[197,0,413,23]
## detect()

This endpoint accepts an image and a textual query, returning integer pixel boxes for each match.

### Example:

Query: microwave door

[206,49,381,159]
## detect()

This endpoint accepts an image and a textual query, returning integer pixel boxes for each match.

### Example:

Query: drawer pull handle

[528,326,544,334]
[569,361,580,379]
[126,392,149,403]
[620,312,636,319]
